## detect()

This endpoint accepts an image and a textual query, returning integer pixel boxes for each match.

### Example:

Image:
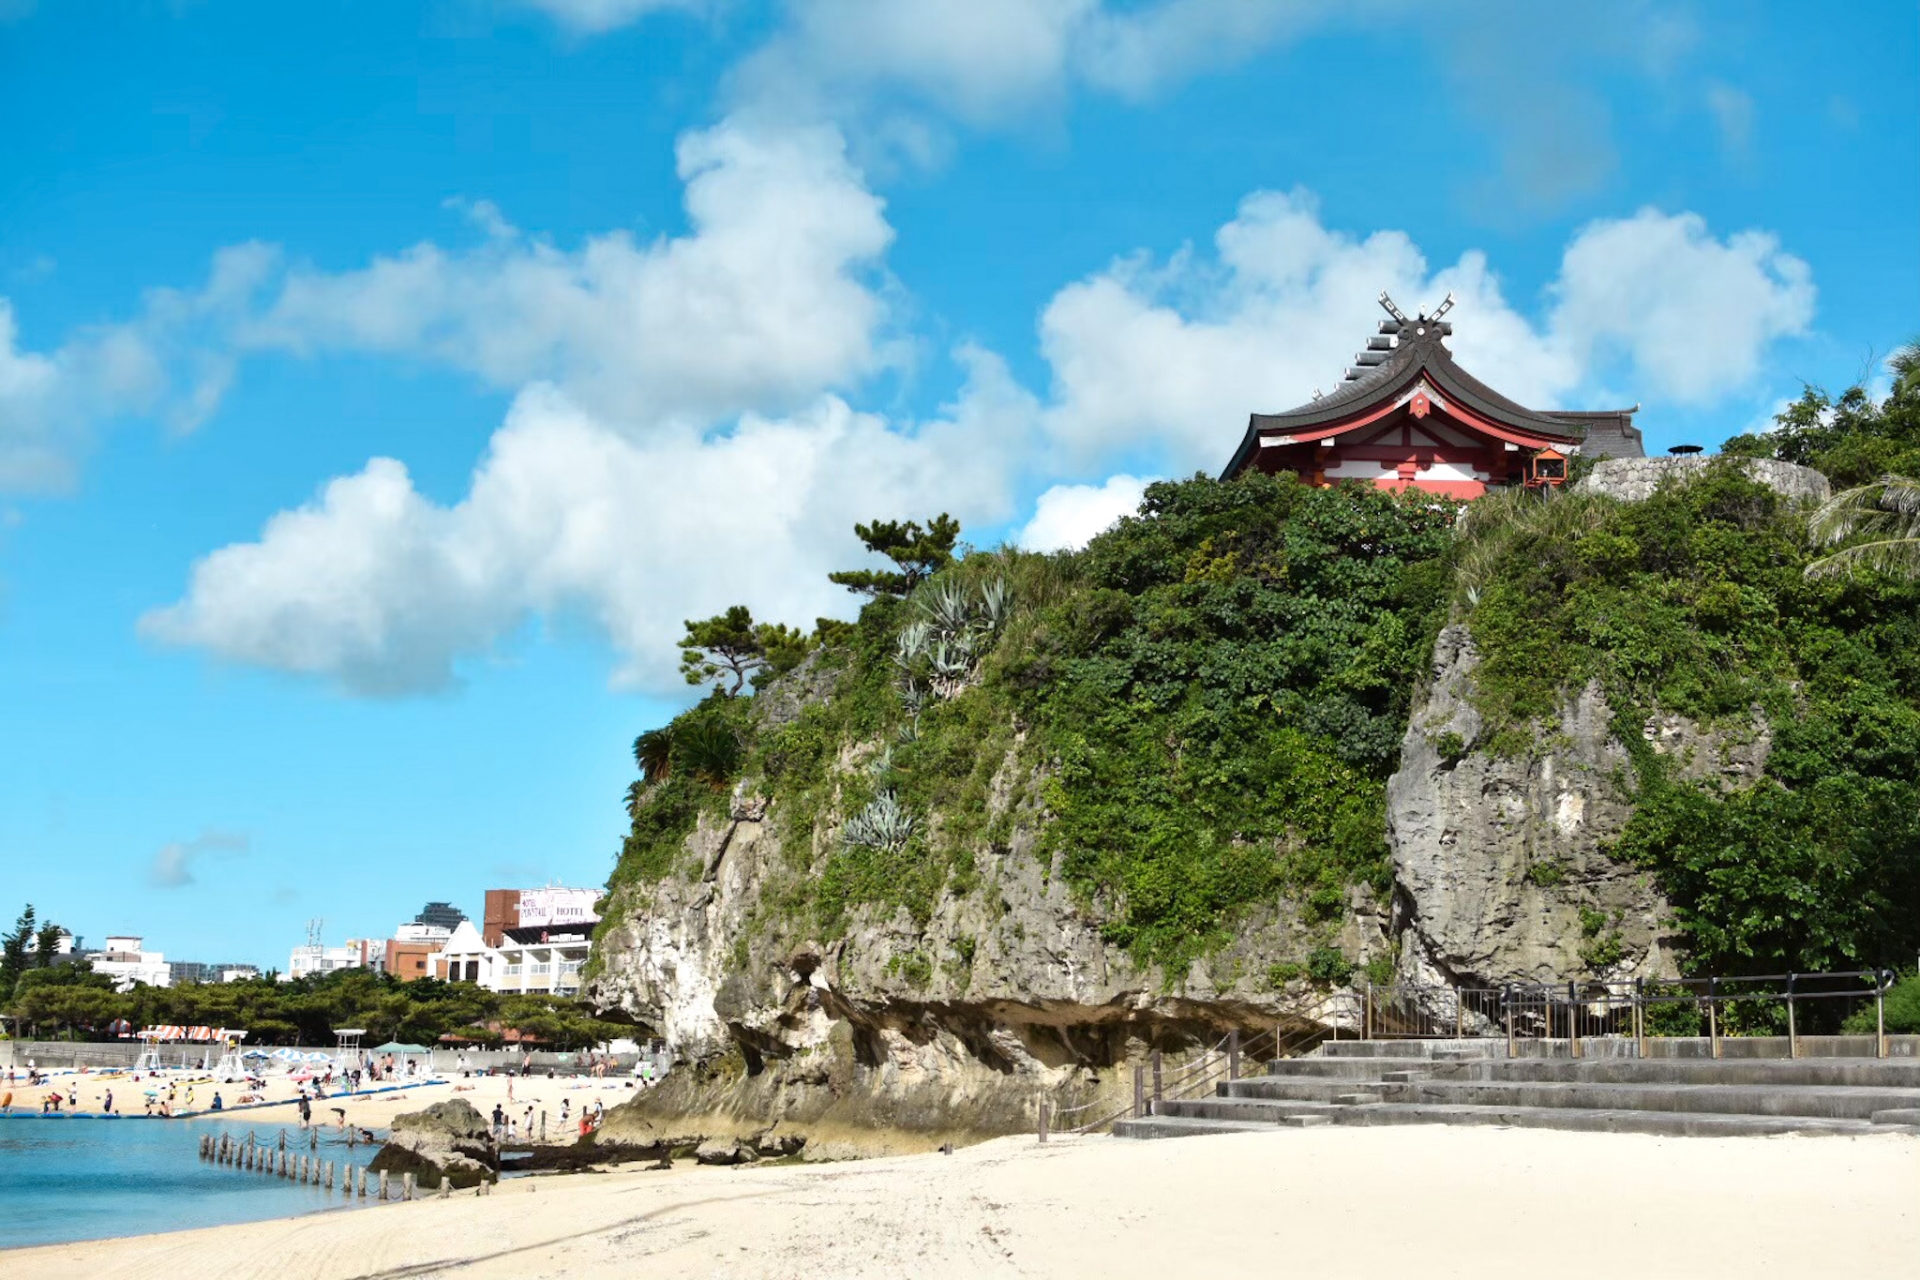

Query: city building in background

[413,901,468,931]
[285,933,385,981]
[170,960,262,984]
[386,917,455,983]
[90,936,171,990]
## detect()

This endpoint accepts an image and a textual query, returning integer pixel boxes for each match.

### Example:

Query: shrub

[1306,947,1354,986]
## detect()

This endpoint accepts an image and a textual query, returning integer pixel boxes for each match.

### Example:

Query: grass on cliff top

[1459,462,1920,976]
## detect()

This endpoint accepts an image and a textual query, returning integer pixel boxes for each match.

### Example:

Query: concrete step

[1318,1103,1920,1139]
[1259,1057,1423,1079]
[1224,1077,1387,1103]
[1870,1108,1920,1125]
[1402,1078,1920,1121]
[1316,1040,1502,1060]
[1157,1097,1342,1124]
[1479,1058,1920,1089]
[1110,1115,1275,1140]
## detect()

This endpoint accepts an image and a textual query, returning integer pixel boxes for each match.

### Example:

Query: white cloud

[515,0,703,34]
[253,122,894,428]
[1549,209,1813,404]
[142,351,1035,697]
[149,829,250,889]
[0,243,273,493]
[146,187,1817,698]
[1033,191,1813,474]
[1018,474,1151,551]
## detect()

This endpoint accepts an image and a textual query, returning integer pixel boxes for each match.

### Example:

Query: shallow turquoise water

[0,1117,382,1250]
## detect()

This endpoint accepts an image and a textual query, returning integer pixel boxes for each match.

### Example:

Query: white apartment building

[90,936,171,991]
[430,918,590,996]
[285,937,385,980]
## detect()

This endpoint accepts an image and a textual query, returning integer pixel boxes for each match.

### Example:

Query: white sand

[6,1125,1916,1279]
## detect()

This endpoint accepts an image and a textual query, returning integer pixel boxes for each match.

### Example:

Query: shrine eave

[1221,340,1639,482]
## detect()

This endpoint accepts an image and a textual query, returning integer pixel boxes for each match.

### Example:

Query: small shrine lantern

[1525,446,1568,489]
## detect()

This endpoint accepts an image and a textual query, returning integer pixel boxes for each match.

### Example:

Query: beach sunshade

[370,1042,431,1055]
[304,1052,332,1063]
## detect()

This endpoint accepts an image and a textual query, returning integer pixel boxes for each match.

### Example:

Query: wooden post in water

[403,1172,415,1201]
[1132,1064,1144,1118]
[358,1167,368,1199]
[1150,1050,1162,1113]
[1227,1028,1241,1082]
[378,1169,389,1201]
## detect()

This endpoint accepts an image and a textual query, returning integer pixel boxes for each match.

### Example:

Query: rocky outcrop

[588,732,1370,1152]
[1579,455,1829,505]
[1388,625,1769,988]
[368,1099,498,1189]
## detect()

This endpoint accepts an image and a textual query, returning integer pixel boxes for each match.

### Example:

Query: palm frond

[1807,476,1920,548]
[1805,537,1920,580]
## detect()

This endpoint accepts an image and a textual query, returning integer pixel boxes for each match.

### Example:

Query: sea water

[0,1116,383,1250]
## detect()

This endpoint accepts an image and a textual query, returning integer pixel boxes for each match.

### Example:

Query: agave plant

[842,788,915,853]
[1806,475,1920,580]
[894,620,932,670]
[919,577,975,636]
[976,576,1010,633]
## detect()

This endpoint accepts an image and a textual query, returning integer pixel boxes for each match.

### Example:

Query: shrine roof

[1222,295,1643,478]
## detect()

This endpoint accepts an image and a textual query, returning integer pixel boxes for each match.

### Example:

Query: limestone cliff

[583,460,1856,1150]
[1387,625,1770,989]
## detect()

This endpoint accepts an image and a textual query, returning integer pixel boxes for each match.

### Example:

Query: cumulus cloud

[252,123,894,427]
[1018,474,1152,551]
[143,351,1036,696]
[1035,191,1813,474]
[0,244,274,492]
[724,0,1383,133]
[149,829,250,889]
[144,183,1816,698]
[1548,210,1814,404]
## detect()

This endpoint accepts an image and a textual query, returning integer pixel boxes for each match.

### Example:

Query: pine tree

[828,514,960,598]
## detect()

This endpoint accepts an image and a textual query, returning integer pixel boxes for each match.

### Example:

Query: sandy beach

[5,1124,1916,1279]
[0,1067,643,1137]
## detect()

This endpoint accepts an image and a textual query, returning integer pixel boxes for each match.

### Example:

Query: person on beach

[491,1103,505,1138]
[103,1088,113,1114]
[298,1093,312,1126]
[1,1090,11,1115]
[211,1092,224,1111]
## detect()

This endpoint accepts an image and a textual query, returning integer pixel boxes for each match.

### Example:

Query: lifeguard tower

[334,1028,366,1083]
[212,1029,251,1082]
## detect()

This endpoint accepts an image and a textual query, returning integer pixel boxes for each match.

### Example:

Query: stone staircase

[1113,1040,1920,1140]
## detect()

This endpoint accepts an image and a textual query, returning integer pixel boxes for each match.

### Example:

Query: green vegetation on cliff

[603,362,1920,982]
[601,476,1456,976]
[1461,463,1920,975]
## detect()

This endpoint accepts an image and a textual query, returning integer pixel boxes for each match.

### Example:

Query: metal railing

[1041,1020,1327,1139]
[1359,969,1900,1059]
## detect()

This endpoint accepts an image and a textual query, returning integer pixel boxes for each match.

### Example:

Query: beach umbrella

[271,1048,300,1061]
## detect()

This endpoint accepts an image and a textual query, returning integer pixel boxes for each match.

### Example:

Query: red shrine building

[1222,294,1644,499]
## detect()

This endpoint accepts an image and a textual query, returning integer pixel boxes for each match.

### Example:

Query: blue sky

[2,1,1915,969]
